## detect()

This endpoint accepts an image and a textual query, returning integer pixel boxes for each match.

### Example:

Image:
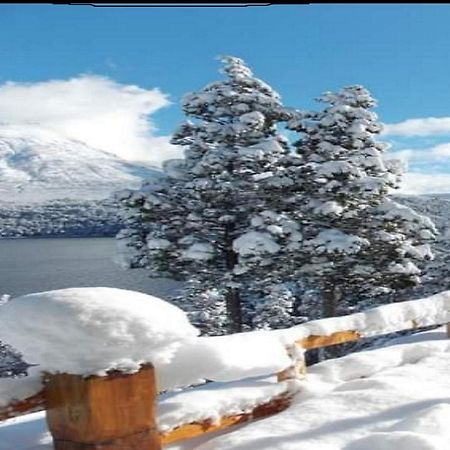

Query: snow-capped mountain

[0,124,162,204]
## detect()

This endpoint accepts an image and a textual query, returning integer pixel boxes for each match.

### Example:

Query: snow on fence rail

[0,288,449,450]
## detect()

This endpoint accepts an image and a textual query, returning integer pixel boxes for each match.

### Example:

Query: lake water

[0,237,181,298]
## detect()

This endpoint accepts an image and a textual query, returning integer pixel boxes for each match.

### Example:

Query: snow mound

[193,332,450,450]
[0,287,199,376]
[277,290,450,344]
[1,329,449,450]
[344,431,447,450]
[158,377,296,433]
[157,331,292,391]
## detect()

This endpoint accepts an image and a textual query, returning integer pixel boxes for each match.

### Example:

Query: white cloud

[388,142,450,167]
[430,142,450,157]
[0,75,181,164]
[387,142,450,194]
[383,117,450,136]
[398,172,450,195]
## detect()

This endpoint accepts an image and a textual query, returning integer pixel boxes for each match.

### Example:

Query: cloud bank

[398,172,450,195]
[0,75,181,164]
[383,116,450,195]
[383,117,450,137]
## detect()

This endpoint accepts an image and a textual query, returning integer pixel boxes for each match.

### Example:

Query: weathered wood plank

[299,330,361,349]
[277,343,307,382]
[0,390,45,421]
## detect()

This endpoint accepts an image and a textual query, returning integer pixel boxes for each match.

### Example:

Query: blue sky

[1,4,450,193]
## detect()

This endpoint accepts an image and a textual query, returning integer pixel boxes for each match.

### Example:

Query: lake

[0,237,181,299]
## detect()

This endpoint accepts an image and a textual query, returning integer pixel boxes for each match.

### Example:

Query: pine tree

[238,85,436,319]
[117,56,291,334]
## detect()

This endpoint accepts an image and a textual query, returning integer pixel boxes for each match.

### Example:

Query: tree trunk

[321,281,341,360]
[322,281,337,318]
[225,287,243,333]
[224,221,243,333]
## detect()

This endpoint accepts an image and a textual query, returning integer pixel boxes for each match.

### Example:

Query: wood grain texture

[44,364,160,449]
[299,330,361,349]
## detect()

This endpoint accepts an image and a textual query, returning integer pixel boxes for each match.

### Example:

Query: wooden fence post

[43,364,161,450]
[277,344,306,382]
[447,322,450,338]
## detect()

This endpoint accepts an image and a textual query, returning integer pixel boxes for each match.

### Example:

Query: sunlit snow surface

[1,328,449,450]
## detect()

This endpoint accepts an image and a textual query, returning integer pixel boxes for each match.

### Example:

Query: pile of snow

[157,331,291,391]
[158,377,296,433]
[233,231,281,256]
[1,328,449,450]
[0,287,291,405]
[184,328,450,450]
[277,290,450,344]
[0,287,199,378]
[2,289,449,404]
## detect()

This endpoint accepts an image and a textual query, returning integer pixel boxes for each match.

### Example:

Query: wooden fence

[1,294,449,449]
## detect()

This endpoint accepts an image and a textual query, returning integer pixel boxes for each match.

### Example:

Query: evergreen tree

[238,86,436,318]
[117,56,291,334]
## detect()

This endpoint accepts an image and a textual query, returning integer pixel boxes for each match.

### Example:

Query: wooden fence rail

[1,294,449,449]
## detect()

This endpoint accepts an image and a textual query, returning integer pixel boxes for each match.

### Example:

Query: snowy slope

[0,124,162,203]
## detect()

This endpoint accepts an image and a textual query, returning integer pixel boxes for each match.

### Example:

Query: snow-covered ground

[1,327,448,450]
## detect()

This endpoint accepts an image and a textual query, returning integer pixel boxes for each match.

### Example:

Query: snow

[277,290,450,344]
[187,329,450,450]
[0,123,162,204]
[0,412,51,450]
[0,288,199,377]
[158,377,297,433]
[157,331,291,391]
[147,238,171,250]
[252,171,273,181]
[304,229,370,255]
[238,111,265,127]
[182,243,215,261]
[0,374,42,408]
[388,261,421,275]
[1,288,448,403]
[0,286,449,449]
[377,199,437,231]
[233,231,280,256]
[312,200,344,216]
[2,328,449,450]
[316,160,361,177]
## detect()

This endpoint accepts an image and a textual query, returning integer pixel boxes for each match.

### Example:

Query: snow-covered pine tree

[117,56,291,334]
[238,85,436,319]
[374,194,450,304]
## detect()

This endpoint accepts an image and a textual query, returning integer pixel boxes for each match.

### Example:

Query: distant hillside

[0,123,162,204]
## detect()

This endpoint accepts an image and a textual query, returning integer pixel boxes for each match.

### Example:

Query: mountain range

[0,124,162,204]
